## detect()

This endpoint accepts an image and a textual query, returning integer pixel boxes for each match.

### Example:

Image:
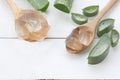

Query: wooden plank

[0,0,120,79]
[0,39,120,79]
[1,0,120,38]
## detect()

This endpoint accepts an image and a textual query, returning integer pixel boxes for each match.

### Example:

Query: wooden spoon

[66,0,117,53]
[6,0,49,41]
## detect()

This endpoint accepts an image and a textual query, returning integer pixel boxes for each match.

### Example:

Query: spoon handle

[94,0,117,22]
[6,0,21,17]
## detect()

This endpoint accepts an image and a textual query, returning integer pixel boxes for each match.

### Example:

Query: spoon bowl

[7,0,49,41]
[15,10,49,41]
[66,22,95,53]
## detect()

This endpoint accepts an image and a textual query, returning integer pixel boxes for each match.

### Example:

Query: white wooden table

[0,0,120,79]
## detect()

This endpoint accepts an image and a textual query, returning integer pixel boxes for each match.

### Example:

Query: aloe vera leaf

[54,0,73,13]
[28,0,49,12]
[83,5,99,17]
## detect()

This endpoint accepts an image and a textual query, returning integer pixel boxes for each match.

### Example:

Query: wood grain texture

[0,0,120,79]
[1,0,120,38]
[0,39,119,79]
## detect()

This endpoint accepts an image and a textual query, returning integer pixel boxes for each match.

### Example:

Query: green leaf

[97,18,115,37]
[88,34,111,64]
[71,13,88,25]
[111,29,119,47]
[27,0,49,12]
[83,5,99,17]
[54,0,73,13]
